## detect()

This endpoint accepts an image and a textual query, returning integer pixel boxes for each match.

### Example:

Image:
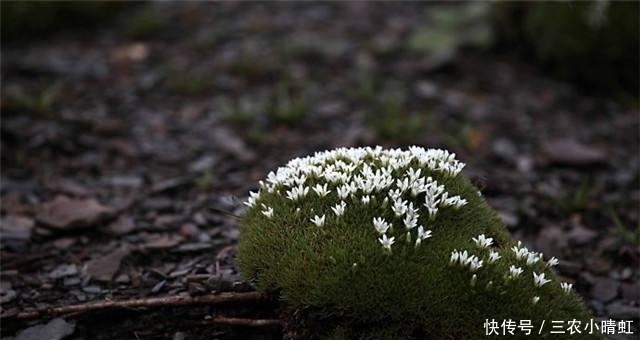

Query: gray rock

[606,301,640,320]
[16,318,75,340]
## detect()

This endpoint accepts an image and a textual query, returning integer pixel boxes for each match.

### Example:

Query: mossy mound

[492,1,639,96]
[238,146,602,340]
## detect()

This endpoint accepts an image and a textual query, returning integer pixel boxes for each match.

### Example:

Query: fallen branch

[7,291,267,320]
[210,316,282,327]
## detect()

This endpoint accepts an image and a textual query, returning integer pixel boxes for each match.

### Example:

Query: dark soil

[1,3,638,340]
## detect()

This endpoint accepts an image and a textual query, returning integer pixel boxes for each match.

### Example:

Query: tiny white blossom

[468,257,483,271]
[488,251,501,263]
[286,185,309,201]
[533,272,551,287]
[361,195,371,204]
[508,265,524,278]
[312,183,331,197]
[373,217,391,234]
[450,250,460,264]
[261,206,274,218]
[378,234,395,252]
[458,250,470,265]
[472,234,493,248]
[526,252,541,266]
[391,199,408,217]
[403,213,418,230]
[331,201,347,217]
[511,244,530,260]
[470,273,477,287]
[531,296,540,305]
[547,257,559,267]
[336,185,352,199]
[560,282,573,294]
[310,215,326,227]
[415,226,432,247]
[244,191,260,207]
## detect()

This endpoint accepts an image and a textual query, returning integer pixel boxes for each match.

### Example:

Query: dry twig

[210,316,282,327]
[7,291,266,320]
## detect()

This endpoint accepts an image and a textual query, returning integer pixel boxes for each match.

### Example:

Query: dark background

[1,2,638,340]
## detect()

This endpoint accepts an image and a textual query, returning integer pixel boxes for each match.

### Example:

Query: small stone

[179,223,199,238]
[82,286,102,294]
[151,280,166,294]
[115,274,130,284]
[567,225,598,245]
[63,277,81,287]
[620,282,640,302]
[541,139,607,166]
[15,318,75,340]
[49,264,79,280]
[535,225,567,257]
[606,301,640,319]
[107,216,136,235]
[0,215,34,240]
[590,277,619,302]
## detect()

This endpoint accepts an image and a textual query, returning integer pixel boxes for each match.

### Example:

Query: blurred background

[1,2,639,340]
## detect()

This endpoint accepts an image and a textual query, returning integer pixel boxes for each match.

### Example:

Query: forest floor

[1,3,638,340]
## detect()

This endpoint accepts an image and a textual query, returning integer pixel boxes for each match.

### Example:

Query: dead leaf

[106,215,136,235]
[541,139,607,166]
[36,196,114,229]
[111,43,149,63]
[85,246,131,282]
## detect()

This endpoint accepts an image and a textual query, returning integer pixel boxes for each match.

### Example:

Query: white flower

[458,250,470,265]
[468,256,483,271]
[488,251,501,263]
[415,226,432,246]
[361,195,371,204]
[472,234,493,248]
[511,243,530,260]
[391,199,408,217]
[312,183,331,197]
[378,234,395,252]
[450,250,460,264]
[310,215,326,227]
[531,296,540,305]
[560,282,573,294]
[244,191,260,207]
[547,257,559,267]
[285,185,309,201]
[396,178,410,193]
[403,213,418,230]
[373,217,391,234]
[526,252,541,266]
[508,265,524,278]
[261,206,274,218]
[331,201,347,217]
[533,272,551,287]
[336,185,352,199]
[470,274,477,287]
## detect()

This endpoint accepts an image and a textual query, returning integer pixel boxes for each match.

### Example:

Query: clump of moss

[237,146,602,340]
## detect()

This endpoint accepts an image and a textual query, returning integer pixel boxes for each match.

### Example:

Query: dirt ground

[1,3,638,340]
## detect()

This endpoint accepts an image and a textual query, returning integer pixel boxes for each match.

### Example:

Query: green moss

[237,147,602,340]
[492,1,639,96]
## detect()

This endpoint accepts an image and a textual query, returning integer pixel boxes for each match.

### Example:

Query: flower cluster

[244,146,467,253]
[451,235,574,305]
